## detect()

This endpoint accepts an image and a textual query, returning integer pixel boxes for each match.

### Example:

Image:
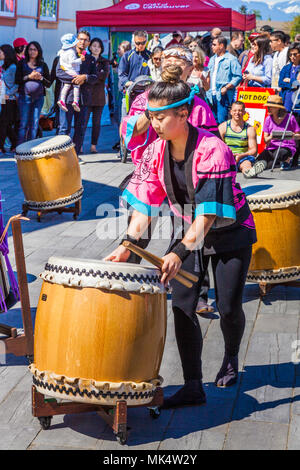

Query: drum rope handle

[0,214,29,246]
[122,241,198,288]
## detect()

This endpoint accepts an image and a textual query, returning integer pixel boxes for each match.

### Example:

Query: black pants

[0,100,18,150]
[171,246,252,382]
[257,147,292,168]
[83,106,104,146]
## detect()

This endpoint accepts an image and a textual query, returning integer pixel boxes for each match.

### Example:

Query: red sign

[236,86,276,154]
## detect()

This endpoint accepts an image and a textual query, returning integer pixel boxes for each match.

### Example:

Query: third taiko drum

[15,135,83,213]
[29,258,167,406]
[244,179,300,284]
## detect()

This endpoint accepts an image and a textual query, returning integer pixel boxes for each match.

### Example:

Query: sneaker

[243,160,267,178]
[57,100,68,112]
[72,101,80,112]
[280,160,292,171]
[78,157,85,165]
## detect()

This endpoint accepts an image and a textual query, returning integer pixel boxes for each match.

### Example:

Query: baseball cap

[249,32,261,42]
[13,38,28,48]
[260,25,273,33]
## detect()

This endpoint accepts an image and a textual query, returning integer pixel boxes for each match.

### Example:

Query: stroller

[119,75,153,163]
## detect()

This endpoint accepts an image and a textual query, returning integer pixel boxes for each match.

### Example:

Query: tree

[252,9,262,20]
[290,15,300,41]
[239,5,248,14]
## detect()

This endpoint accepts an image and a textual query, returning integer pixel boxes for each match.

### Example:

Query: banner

[236,86,276,154]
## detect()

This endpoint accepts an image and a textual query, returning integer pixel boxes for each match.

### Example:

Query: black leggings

[257,147,292,168]
[171,245,252,382]
[83,106,104,146]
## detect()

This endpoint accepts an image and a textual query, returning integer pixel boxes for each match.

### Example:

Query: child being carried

[57,33,86,113]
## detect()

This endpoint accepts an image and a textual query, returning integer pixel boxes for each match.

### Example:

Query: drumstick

[122,241,198,282]
[0,214,29,245]
[122,241,197,288]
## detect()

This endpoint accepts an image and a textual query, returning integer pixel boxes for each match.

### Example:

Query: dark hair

[14,45,26,55]
[148,65,193,116]
[215,36,228,49]
[0,44,17,70]
[89,37,104,56]
[270,30,287,43]
[231,101,245,110]
[260,25,273,33]
[133,30,147,39]
[253,36,271,65]
[24,41,44,65]
[288,42,300,59]
[78,30,91,40]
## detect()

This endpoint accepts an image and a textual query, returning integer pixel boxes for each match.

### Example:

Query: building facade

[0,0,113,66]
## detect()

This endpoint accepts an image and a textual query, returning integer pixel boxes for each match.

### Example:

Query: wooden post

[11,219,34,357]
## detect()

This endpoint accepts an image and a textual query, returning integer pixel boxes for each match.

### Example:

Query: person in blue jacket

[117,30,151,120]
[278,42,300,115]
[279,41,300,166]
[206,36,242,124]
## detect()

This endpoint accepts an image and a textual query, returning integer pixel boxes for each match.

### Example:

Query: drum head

[243,179,300,210]
[15,135,74,160]
[40,257,167,294]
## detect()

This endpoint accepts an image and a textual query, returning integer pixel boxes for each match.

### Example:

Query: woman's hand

[160,253,182,286]
[29,70,42,80]
[104,245,131,263]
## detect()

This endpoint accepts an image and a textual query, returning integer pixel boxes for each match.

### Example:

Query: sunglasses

[153,57,161,61]
[290,52,299,56]
[135,40,147,46]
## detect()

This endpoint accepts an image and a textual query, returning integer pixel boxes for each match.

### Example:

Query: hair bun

[161,65,182,84]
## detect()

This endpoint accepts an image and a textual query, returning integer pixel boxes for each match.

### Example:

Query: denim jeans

[17,94,44,145]
[58,104,88,155]
[210,93,231,125]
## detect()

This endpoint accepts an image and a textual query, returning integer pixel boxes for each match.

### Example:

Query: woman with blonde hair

[187,46,210,99]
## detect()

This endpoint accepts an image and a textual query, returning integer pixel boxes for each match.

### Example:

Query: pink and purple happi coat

[122,89,219,164]
[0,193,19,312]
[122,124,256,254]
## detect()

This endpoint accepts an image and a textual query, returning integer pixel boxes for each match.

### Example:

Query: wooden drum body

[29,258,167,406]
[15,136,83,211]
[245,180,300,284]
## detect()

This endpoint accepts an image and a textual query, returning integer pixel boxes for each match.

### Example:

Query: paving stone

[224,420,288,450]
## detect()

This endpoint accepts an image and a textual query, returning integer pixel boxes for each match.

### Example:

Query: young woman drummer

[106,66,257,409]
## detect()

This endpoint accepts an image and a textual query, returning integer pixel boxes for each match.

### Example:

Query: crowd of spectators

[0,25,299,170]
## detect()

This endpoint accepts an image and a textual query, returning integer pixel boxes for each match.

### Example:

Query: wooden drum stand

[22,199,81,223]
[32,386,163,445]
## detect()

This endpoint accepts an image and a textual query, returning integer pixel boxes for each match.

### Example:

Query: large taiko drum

[244,179,300,284]
[29,257,167,406]
[15,136,83,211]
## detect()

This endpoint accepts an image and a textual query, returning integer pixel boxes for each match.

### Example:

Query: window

[39,0,58,22]
[38,0,59,29]
[0,0,16,17]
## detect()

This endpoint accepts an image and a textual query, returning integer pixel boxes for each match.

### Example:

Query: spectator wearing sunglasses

[13,37,28,62]
[118,30,151,121]
[148,46,163,81]
[118,30,151,93]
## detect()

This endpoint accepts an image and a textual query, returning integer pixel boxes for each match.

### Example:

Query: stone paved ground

[0,123,299,450]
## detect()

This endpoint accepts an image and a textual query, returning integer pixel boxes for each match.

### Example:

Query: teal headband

[147,85,199,112]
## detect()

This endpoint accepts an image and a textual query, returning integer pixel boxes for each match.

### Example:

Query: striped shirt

[224,120,249,155]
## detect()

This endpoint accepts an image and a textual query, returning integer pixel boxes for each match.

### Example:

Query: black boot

[215,353,238,387]
[161,379,206,409]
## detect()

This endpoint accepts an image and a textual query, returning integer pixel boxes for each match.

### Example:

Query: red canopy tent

[76,0,256,32]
